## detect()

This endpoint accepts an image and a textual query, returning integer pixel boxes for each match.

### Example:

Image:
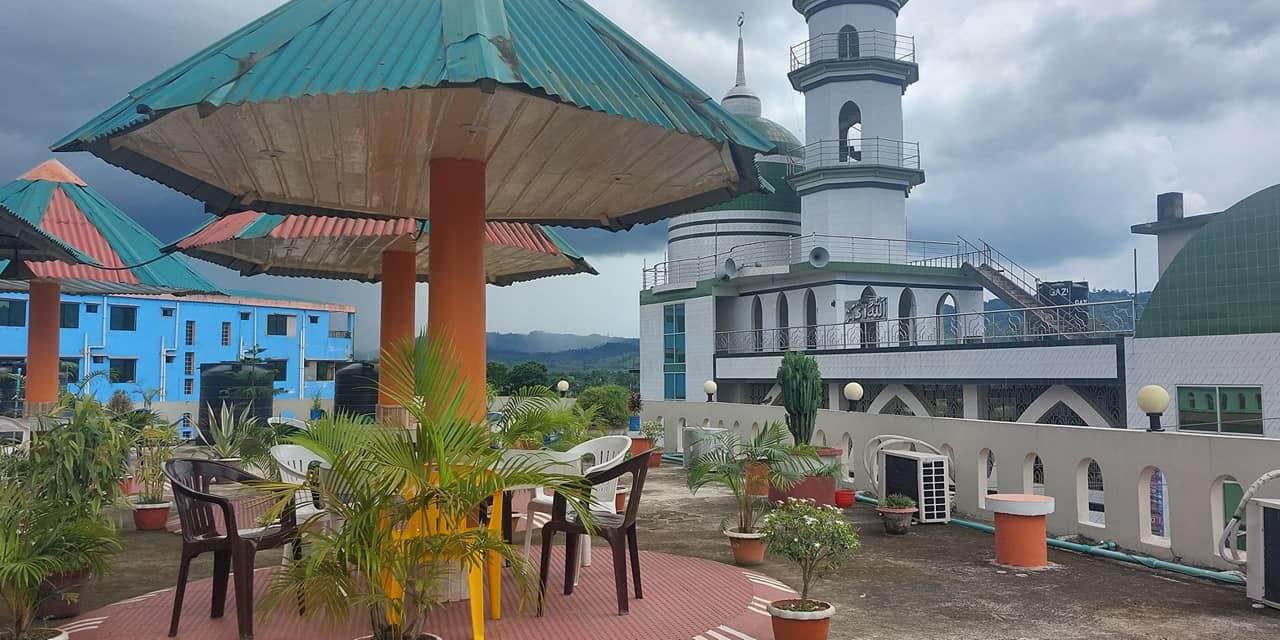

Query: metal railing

[789,30,916,70]
[643,233,961,288]
[714,299,1136,354]
[956,237,1044,301]
[788,139,921,175]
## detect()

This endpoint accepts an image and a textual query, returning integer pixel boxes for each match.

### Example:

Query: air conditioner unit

[1247,497,1280,609]
[878,449,950,524]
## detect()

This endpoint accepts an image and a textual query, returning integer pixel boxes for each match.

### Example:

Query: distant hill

[486,332,639,373]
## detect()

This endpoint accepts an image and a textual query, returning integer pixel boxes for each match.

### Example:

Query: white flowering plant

[759,498,860,603]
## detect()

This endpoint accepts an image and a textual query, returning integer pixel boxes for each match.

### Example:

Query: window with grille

[221,322,231,346]
[185,320,195,345]
[161,307,175,317]
[183,378,193,395]
[184,352,195,376]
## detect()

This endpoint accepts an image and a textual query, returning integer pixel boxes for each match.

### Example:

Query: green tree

[505,361,549,393]
[574,384,630,429]
[486,361,510,391]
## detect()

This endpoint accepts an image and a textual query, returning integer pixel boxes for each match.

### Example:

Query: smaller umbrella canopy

[170,211,597,285]
[0,160,216,295]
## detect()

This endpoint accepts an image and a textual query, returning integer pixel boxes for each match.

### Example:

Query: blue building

[0,289,356,418]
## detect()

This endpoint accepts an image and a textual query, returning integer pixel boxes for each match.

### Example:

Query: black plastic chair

[538,449,653,616]
[164,459,299,640]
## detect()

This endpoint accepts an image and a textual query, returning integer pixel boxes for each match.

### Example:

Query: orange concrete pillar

[25,280,61,417]
[987,494,1055,569]
[427,158,487,420]
[378,249,417,423]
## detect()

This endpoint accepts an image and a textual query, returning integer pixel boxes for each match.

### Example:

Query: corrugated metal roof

[53,0,771,156]
[0,161,218,294]
[171,211,596,285]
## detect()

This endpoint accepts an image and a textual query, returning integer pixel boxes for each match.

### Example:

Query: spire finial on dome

[722,12,761,118]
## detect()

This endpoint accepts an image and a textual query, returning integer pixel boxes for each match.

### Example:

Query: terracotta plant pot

[36,568,90,619]
[132,501,172,531]
[116,475,135,496]
[877,507,917,535]
[628,436,649,458]
[769,474,836,507]
[833,489,856,509]
[768,599,834,640]
[614,486,629,513]
[745,461,769,497]
[648,448,662,467]
[725,529,767,566]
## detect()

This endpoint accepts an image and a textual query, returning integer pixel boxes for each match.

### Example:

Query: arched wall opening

[897,288,916,346]
[804,289,818,349]
[1139,466,1171,546]
[1022,453,1045,496]
[936,292,959,344]
[978,448,996,509]
[776,293,790,350]
[837,24,860,59]
[859,286,879,348]
[1077,458,1106,527]
[751,296,763,352]
[838,101,863,162]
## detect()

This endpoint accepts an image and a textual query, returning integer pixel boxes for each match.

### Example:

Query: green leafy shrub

[760,498,860,603]
[880,493,917,509]
[574,384,629,429]
[639,420,665,448]
[777,352,822,446]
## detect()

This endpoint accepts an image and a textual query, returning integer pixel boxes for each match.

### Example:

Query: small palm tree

[261,334,595,640]
[687,422,807,534]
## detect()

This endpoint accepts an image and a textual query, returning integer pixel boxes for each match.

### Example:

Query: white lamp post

[703,380,718,403]
[843,381,864,412]
[1137,385,1171,432]
[556,379,570,398]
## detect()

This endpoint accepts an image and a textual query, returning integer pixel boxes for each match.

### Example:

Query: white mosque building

[638,0,1280,437]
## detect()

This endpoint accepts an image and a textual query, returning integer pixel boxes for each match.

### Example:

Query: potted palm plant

[260,334,595,640]
[130,422,176,531]
[489,385,561,449]
[760,498,860,640]
[687,423,802,566]
[0,485,120,640]
[876,494,918,535]
[198,402,275,471]
[639,419,665,467]
[13,396,130,619]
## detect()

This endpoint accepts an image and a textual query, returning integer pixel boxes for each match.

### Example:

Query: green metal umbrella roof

[52,0,774,228]
[0,161,217,295]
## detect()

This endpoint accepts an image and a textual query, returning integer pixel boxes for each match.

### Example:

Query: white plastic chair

[517,435,631,570]
[270,444,330,522]
[268,416,308,431]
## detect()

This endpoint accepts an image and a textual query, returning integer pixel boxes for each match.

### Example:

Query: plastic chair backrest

[271,444,329,484]
[567,435,631,511]
[268,416,308,431]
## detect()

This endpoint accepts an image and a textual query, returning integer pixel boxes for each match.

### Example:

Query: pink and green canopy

[171,211,596,286]
[0,160,216,294]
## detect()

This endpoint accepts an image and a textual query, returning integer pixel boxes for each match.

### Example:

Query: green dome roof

[1137,184,1280,338]
[697,160,800,214]
[740,115,803,159]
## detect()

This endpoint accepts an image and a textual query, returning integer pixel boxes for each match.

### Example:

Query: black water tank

[198,362,275,437]
[0,363,21,417]
[334,362,378,419]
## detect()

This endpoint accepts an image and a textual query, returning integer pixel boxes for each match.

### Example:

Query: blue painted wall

[0,291,355,407]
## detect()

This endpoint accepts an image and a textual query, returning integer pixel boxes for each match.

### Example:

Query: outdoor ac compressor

[878,449,951,524]
[1247,497,1280,609]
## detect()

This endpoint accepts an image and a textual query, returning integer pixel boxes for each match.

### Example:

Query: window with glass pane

[1177,385,1262,435]
[60,302,79,329]
[109,306,137,331]
[662,304,686,400]
[266,314,289,336]
[109,358,137,383]
[0,299,26,327]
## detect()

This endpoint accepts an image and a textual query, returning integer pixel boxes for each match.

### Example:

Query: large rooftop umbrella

[170,211,597,286]
[0,160,217,415]
[54,0,774,417]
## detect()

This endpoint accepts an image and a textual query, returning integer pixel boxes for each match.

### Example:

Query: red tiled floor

[59,550,794,640]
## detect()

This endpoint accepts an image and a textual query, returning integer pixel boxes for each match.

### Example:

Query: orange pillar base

[25,281,61,418]
[993,512,1049,568]
[427,158,487,421]
[378,249,417,426]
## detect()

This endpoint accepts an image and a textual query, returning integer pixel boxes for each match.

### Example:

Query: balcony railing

[789,30,916,71]
[788,138,921,175]
[714,299,1136,354]
[643,233,961,288]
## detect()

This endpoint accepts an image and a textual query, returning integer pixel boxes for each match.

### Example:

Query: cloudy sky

[3,0,1280,353]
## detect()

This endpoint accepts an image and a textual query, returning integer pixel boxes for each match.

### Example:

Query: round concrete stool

[986,494,1055,569]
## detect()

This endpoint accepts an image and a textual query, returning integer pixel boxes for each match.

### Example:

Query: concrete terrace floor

[86,464,1280,640]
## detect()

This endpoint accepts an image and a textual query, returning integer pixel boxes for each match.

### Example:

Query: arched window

[837,25,860,59]
[776,293,790,351]
[936,292,958,344]
[897,288,916,346]
[804,289,818,349]
[859,286,879,348]
[838,101,863,162]
[751,296,763,352]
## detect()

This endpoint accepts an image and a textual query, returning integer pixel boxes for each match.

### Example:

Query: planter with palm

[687,422,807,566]
[198,402,282,472]
[131,422,177,531]
[259,334,596,640]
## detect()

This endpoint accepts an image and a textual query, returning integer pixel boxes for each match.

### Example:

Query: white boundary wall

[643,400,1280,570]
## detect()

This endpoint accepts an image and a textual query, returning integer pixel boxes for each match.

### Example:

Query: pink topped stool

[986,494,1055,569]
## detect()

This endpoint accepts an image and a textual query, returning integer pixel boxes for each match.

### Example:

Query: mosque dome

[1137,183,1280,337]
